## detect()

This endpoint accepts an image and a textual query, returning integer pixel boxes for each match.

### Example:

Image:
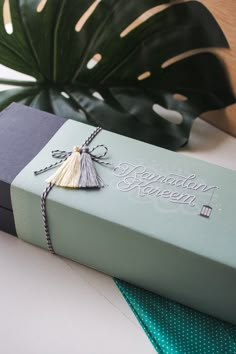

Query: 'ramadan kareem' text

[113,163,217,207]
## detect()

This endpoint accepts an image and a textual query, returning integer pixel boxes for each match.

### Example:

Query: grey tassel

[79,147,104,188]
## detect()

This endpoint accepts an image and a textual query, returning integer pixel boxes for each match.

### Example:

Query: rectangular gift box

[1,103,236,324]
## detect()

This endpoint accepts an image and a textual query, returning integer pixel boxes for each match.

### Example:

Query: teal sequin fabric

[115,280,236,354]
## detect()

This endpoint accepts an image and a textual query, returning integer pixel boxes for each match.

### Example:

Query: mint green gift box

[11,118,236,324]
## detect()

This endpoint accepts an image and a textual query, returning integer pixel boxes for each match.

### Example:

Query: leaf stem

[53,0,66,82]
[0,78,38,86]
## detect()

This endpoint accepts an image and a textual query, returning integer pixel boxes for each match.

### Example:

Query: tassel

[79,147,104,188]
[46,146,81,188]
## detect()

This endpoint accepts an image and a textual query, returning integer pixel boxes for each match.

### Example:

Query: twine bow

[34,127,111,189]
[51,143,109,164]
[35,144,109,174]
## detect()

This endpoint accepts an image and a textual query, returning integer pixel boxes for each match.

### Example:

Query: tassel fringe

[45,146,104,189]
[46,146,81,188]
[79,148,104,188]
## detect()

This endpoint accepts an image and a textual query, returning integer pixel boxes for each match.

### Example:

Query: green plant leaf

[0,0,42,78]
[0,86,39,108]
[0,0,235,150]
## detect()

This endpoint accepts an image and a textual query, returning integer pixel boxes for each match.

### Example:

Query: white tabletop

[0,65,235,354]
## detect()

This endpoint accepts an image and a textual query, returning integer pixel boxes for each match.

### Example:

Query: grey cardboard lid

[0,103,65,210]
[0,207,16,235]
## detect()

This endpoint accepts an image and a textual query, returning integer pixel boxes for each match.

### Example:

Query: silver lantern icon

[200,187,217,219]
[200,205,212,218]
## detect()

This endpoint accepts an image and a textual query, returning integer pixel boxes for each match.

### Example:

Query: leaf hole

[75,0,101,32]
[120,4,169,38]
[92,91,104,101]
[137,71,151,81]
[173,93,188,102]
[61,91,70,99]
[0,64,36,81]
[36,0,48,13]
[153,104,183,125]
[161,48,214,69]
[77,109,87,120]
[78,109,85,115]
[120,1,189,38]
[87,53,102,70]
[3,0,13,34]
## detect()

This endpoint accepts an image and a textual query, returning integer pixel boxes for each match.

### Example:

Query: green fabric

[115,280,236,354]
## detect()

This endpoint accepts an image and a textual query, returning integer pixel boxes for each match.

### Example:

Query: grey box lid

[0,207,16,235]
[0,103,65,210]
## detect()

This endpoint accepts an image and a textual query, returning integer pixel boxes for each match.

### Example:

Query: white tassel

[79,147,104,188]
[46,146,81,188]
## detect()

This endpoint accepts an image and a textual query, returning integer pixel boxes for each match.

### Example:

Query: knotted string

[34,129,110,176]
[35,127,110,254]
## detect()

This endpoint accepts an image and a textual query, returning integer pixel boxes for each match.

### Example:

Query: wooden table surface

[200,1,236,136]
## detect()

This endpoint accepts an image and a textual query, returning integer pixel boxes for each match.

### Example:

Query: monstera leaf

[0,0,235,149]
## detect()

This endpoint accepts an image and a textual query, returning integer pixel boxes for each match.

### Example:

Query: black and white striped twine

[35,127,109,254]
